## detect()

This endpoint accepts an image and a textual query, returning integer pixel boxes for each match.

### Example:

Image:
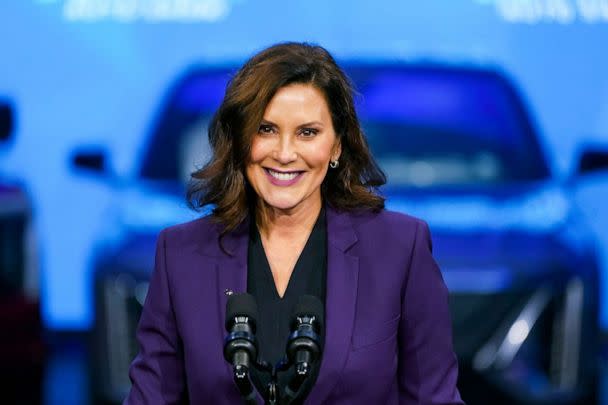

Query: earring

[329,160,339,169]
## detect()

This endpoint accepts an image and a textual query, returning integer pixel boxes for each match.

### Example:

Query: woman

[125,42,464,405]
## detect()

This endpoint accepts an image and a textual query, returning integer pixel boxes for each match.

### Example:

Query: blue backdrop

[1,0,607,330]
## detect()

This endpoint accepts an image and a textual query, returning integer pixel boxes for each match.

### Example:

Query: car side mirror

[0,101,15,143]
[576,145,608,176]
[70,146,109,175]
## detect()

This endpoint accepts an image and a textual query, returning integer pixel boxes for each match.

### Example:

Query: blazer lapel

[209,218,259,400]
[215,217,250,339]
[307,206,359,404]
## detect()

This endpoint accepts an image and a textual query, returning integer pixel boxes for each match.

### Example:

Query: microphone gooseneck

[283,295,324,403]
[224,293,259,404]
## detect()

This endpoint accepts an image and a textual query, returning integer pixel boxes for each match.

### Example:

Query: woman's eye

[258,125,274,134]
[300,128,318,137]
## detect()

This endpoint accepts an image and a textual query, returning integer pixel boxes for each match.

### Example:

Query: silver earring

[329,160,339,169]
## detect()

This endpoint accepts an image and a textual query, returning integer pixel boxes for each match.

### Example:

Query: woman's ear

[332,140,342,162]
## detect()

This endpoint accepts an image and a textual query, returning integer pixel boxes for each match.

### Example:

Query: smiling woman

[186,42,386,234]
[246,84,341,219]
[125,42,464,405]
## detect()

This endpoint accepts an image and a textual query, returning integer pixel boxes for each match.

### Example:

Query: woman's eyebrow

[259,119,277,126]
[297,121,323,128]
[260,119,324,128]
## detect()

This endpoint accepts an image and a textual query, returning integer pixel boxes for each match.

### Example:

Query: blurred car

[0,100,44,403]
[72,64,608,404]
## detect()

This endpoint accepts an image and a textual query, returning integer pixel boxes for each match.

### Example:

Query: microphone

[224,293,259,403]
[284,295,324,401]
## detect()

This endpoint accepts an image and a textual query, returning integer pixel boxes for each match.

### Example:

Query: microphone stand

[271,359,291,405]
[252,357,301,405]
[281,358,313,405]
[241,345,318,404]
[230,353,258,405]
[233,357,288,405]
[253,359,277,405]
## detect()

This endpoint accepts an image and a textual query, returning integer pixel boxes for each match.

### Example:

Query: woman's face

[246,83,341,214]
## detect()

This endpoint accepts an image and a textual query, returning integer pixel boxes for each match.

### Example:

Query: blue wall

[1,0,607,329]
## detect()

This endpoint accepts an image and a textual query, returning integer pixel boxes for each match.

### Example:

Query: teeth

[268,169,299,181]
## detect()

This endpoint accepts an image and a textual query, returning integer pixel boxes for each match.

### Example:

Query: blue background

[1,0,607,330]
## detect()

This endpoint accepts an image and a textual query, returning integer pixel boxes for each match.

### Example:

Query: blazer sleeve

[398,220,464,404]
[124,229,188,405]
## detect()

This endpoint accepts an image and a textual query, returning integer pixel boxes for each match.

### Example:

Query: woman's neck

[255,198,322,241]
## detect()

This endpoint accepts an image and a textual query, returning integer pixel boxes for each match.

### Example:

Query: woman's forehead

[263,84,331,122]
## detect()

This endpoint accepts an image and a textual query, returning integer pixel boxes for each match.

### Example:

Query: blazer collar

[212,204,359,404]
[202,204,359,258]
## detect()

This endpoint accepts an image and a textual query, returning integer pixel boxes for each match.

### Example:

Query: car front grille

[452,279,595,402]
[449,291,529,361]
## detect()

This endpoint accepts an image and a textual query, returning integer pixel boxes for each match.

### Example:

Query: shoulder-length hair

[187,42,386,233]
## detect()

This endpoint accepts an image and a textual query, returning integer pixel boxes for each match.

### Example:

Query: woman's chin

[256,187,322,214]
[262,199,300,212]
[259,194,313,213]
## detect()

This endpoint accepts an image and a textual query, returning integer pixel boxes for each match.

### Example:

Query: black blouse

[247,207,327,403]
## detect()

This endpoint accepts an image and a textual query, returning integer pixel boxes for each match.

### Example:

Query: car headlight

[386,185,572,233]
[503,186,571,232]
[120,188,199,232]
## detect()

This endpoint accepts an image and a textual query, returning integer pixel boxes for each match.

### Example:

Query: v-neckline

[256,224,312,300]
[254,207,325,300]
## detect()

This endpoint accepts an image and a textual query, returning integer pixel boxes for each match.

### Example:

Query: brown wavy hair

[187,42,386,233]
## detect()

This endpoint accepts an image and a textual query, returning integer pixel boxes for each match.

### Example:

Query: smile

[264,168,304,185]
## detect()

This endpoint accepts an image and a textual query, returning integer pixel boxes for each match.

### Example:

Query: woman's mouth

[264,168,304,186]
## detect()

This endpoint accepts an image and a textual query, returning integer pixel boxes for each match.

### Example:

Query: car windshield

[139,66,551,187]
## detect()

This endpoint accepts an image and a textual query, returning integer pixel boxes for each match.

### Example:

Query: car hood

[114,180,568,235]
[109,180,574,253]
[383,181,571,234]
[97,180,596,290]
[383,181,599,291]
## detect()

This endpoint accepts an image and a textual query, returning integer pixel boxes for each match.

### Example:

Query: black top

[247,207,327,404]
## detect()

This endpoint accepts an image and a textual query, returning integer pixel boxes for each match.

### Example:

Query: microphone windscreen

[225,293,258,332]
[291,295,324,330]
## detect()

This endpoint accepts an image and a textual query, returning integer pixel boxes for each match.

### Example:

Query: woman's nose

[272,134,297,164]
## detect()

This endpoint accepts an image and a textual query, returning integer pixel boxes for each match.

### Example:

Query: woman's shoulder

[335,207,430,255]
[347,207,427,235]
[159,214,221,249]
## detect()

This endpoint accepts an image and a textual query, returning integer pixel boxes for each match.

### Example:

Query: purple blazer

[125,206,464,404]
